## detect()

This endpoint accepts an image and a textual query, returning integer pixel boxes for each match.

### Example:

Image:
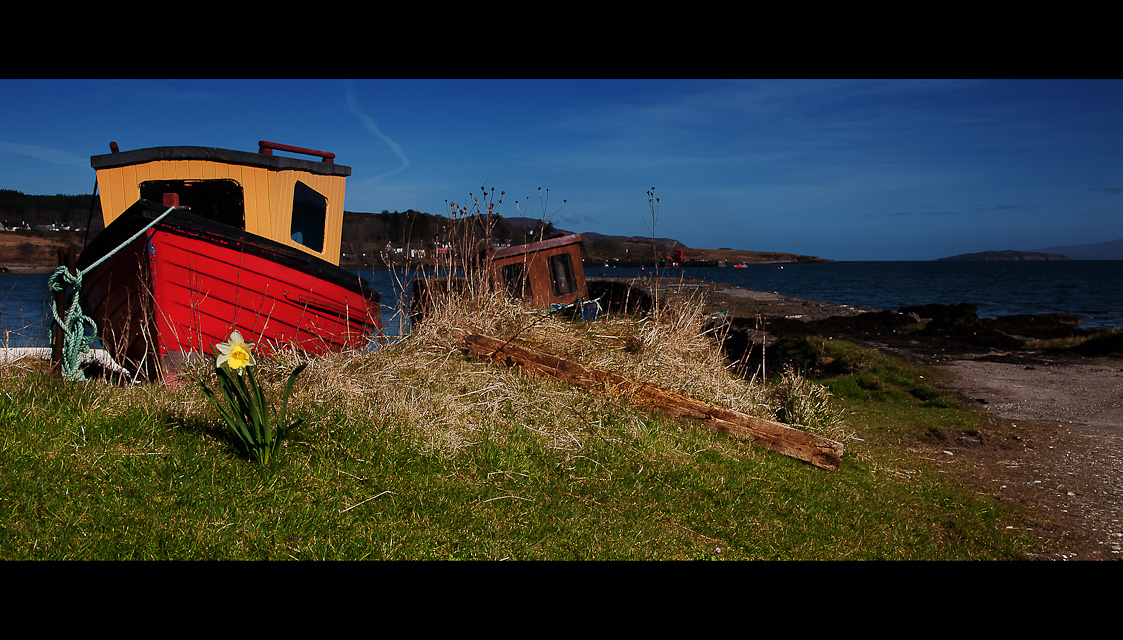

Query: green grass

[0,334,1034,560]
[784,336,989,444]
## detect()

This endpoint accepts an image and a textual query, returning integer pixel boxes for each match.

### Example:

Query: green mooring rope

[48,206,177,381]
[48,267,98,381]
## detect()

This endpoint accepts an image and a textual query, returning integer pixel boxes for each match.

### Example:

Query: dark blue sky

[2,79,1120,260]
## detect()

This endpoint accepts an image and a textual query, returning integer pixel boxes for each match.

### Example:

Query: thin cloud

[128,86,227,102]
[862,211,913,218]
[559,212,598,226]
[970,203,1038,214]
[0,142,87,168]
[344,82,409,181]
[862,210,960,219]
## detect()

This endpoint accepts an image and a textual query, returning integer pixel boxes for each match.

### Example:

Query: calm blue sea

[4,261,1122,348]
[0,269,416,349]
[593,261,1123,330]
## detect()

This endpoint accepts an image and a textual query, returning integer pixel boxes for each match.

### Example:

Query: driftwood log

[462,333,844,471]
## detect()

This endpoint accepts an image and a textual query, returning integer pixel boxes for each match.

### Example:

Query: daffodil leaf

[278,362,308,427]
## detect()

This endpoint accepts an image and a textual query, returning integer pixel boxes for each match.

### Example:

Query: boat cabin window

[139,179,245,229]
[549,253,577,297]
[291,181,327,253]
[501,262,532,299]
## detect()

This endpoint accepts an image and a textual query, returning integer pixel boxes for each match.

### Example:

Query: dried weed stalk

[769,364,850,443]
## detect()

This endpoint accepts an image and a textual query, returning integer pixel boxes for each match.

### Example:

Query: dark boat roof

[90,145,352,177]
[490,234,583,260]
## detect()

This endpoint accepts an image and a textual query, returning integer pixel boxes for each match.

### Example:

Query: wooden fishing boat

[76,140,381,380]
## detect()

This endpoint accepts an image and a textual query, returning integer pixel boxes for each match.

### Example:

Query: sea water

[4,261,1122,348]
[0,269,412,349]
[1,272,52,348]
[585,261,1123,330]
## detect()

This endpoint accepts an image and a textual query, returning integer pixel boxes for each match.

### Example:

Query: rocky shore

[589,276,1118,360]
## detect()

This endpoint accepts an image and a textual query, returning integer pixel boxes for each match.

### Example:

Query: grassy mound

[0,278,1035,560]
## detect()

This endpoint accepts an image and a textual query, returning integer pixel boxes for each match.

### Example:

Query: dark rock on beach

[679,283,1097,371]
[982,313,1086,340]
[589,276,1112,374]
[900,302,980,325]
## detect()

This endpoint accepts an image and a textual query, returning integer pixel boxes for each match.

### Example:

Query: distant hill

[939,239,1123,261]
[579,231,685,248]
[0,189,101,231]
[339,212,832,266]
[937,250,1070,262]
[1031,238,1123,260]
[0,190,830,268]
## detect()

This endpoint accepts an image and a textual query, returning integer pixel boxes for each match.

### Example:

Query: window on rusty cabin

[501,262,532,299]
[139,179,245,229]
[291,181,327,252]
[549,253,576,297]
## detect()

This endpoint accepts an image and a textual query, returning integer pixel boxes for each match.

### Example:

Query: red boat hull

[77,201,381,379]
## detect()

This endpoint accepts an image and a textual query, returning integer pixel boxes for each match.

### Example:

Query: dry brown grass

[14,254,846,461]
[240,272,849,457]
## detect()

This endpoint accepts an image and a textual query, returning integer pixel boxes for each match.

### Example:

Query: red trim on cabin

[258,140,336,164]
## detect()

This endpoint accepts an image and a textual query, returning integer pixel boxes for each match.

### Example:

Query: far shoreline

[0,265,55,275]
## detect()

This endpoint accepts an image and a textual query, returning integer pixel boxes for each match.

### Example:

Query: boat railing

[257,140,336,164]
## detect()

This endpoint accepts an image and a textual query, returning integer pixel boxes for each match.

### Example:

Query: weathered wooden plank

[462,333,844,471]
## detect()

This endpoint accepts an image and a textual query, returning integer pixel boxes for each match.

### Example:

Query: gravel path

[937,359,1123,429]
[929,356,1123,560]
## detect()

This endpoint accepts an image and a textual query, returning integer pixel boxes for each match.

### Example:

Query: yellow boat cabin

[90,140,351,265]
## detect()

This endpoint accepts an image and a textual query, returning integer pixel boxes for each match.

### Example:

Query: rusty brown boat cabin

[488,234,587,307]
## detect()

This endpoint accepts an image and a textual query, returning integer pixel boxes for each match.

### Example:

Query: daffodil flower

[215,330,256,374]
[200,329,306,465]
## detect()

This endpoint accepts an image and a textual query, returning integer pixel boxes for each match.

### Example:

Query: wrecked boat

[488,233,588,309]
[411,233,596,322]
[75,140,381,380]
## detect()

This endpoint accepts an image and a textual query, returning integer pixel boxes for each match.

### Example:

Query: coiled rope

[543,295,603,320]
[48,206,177,381]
